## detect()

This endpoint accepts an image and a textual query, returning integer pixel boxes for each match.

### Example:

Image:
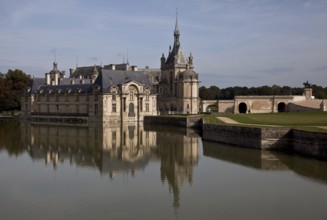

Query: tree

[0,69,31,112]
[199,84,327,100]
[199,86,221,100]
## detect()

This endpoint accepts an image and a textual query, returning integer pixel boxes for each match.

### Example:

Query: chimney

[69,68,75,77]
[45,73,50,85]
[131,66,138,71]
[54,72,59,85]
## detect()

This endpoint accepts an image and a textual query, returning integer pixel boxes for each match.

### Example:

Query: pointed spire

[53,62,58,70]
[173,9,180,48]
[174,8,180,36]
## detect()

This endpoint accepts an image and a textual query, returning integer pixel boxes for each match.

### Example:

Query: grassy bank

[201,112,327,132]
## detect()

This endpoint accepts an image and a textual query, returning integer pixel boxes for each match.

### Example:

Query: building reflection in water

[155,127,199,209]
[19,122,200,209]
[21,123,158,176]
[1,121,327,210]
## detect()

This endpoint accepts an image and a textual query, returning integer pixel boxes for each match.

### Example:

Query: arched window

[128,103,135,117]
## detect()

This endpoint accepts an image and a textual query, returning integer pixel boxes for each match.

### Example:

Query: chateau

[21,62,158,123]
[21,17,200,123]
[157,17,200,114]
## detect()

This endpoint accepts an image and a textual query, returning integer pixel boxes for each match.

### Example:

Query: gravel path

[217,117,327,130]
[217,117,240,124]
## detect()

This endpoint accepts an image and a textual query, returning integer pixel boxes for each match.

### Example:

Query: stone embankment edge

[144,116,327,160]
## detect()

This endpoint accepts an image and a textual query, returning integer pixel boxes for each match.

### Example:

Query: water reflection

[203,140,327,184]
[0,121,200,209]
[154,126,199,209]
[2,121,327,215]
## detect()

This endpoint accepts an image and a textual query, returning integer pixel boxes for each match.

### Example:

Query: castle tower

[158,15,199,114]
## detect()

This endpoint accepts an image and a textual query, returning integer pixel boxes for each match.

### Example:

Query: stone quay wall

[144,116,202,128]
[292,129,327,160]
[202,123,327,160]
[202,124,292,150]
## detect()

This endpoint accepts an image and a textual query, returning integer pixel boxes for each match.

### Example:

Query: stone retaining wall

[144,116,202,128]
[202,124,292,150]
[292,129,327,160]
[202,123,327,160]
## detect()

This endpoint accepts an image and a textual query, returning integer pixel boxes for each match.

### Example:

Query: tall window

[139,98,143,112]
[94,104,98,115]
[129,103,135,117]
[112,103,116,112]
[170,71,174,93]
[112,94,116,101]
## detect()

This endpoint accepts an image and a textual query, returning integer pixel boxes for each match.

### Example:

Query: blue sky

[0,0,327,88]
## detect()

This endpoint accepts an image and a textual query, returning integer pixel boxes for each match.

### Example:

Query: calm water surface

[1,121,327,220]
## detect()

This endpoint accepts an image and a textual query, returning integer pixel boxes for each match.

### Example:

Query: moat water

[1,121,327,220]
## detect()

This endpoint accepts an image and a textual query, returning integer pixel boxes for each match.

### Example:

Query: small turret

[161,53,166,67]
[188,53,193,67]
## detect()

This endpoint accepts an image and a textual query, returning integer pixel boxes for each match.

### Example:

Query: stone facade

[200,88,326,113]
[157,17,200,114]
[21,63,158,123]
[21,17,202,120]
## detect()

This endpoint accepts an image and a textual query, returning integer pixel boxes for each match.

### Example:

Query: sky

[0,0,327,88]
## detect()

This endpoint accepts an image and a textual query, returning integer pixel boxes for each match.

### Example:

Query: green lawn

[201,112,327,132]
[225,112,327,126]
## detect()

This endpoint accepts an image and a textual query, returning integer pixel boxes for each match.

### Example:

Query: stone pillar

[304,88,313,100]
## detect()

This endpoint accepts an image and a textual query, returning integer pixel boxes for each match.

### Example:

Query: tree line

[0,68,326,112]
[200,84,327,100]
[0,69,31,112]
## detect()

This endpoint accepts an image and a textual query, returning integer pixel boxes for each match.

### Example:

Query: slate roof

[28,78,45,94]
[165,16,187,65]
[27,76,93,95]
[71,66,101,78]
[27,69,155,95]
[36,83,92,95]
[94,69,155,93]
